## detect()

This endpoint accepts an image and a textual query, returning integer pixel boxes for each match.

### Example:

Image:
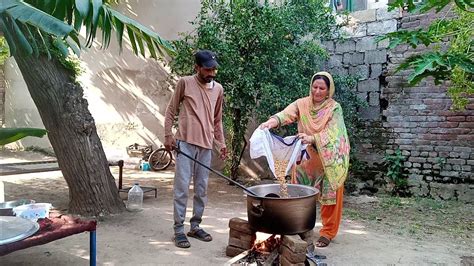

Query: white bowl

[13,203,52,221]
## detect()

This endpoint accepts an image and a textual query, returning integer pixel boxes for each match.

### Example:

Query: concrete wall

[321,7,399,161]
[3,0,201,153]
[4,58,52,149]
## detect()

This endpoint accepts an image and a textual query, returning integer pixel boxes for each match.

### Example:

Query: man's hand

[164,135,176,151]
[297,133,314,145]
[219,147,228,160]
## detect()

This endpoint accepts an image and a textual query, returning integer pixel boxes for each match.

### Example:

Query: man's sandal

[174,233,191,248]
[315,236,331,247]
[187,228,213,242]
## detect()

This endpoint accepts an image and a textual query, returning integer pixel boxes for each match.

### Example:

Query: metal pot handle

[250,199,264,217]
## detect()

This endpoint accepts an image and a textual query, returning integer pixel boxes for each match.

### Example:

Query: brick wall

[323,8,473,201]
[383,9,474,201]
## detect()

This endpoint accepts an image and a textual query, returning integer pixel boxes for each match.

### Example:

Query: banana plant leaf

[0,127,48,145]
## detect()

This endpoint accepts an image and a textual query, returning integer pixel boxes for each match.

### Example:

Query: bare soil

[1,150,473,265]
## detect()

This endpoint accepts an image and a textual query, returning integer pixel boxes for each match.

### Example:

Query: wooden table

[0,213,97,266]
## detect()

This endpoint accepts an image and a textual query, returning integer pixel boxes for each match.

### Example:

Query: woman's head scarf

[310,71,335,99]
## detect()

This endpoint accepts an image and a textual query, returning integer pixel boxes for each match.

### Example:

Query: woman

[260,71,350,248]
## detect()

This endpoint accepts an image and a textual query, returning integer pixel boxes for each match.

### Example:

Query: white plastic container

[127,183,143,212]
[13,203,52,221]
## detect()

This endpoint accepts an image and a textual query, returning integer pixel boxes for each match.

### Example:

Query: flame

[251,234,281,254]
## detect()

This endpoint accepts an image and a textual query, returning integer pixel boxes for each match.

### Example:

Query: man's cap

[195,50,219,68]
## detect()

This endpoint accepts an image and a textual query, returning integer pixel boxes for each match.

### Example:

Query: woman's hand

[260,117,278,129]
[297,133,314,145]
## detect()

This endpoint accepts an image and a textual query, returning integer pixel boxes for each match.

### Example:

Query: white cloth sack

[249,128,307,178]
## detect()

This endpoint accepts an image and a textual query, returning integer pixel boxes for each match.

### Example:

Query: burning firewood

[251,234,281,254]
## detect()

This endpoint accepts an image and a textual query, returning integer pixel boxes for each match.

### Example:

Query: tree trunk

[15,54,125,216]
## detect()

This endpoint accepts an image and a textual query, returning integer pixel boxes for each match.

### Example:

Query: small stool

[113,160,157,198]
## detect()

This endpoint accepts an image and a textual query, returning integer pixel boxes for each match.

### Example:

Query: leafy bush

[383,149,410,196]
[0,37,9,65]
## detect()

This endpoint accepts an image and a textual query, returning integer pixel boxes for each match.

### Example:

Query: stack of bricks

[225,218,256,257]
[279,235,308,266]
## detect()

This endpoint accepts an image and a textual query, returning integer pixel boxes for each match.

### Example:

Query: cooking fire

[226,218,322,266]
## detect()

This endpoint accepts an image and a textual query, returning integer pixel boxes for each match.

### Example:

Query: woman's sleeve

[273,101,299,127]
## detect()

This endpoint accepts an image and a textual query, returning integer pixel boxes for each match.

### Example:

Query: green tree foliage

[0,37,9,64]
[0,128,47,145]
[378,0,473,109]
[172,0,362,179]
[0,0,174,59]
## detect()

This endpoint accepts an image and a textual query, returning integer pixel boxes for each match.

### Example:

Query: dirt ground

[1,150,473,265]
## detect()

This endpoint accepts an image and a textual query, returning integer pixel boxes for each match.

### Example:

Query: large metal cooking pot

[246,184,319,235]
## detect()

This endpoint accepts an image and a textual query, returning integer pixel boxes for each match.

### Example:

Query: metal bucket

[245,184,318,235]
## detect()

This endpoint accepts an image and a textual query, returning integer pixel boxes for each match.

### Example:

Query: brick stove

[225,218,313,266]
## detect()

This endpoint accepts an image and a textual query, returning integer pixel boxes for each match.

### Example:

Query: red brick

[399,133,416,139]
[421,134,448,141]
[419,122,439,128]
[449,128,471,134]
[413,139,432,145]
[439,111,473,116]
[447,159,466,165]
[415,145,433,151]
[407,116,427,122]
[230,229,255,243]
[228,237,253,250]
[438,122,459,128]
[394,128,411,133]
[453,147,472,153]
[410,128,430,133]
[423,99,451,105]
[395,139,413,145]
[447,116,466,122]
[280,245,306,264]
[457,135,474,141]
[229,218,255,235]
[459,122,474,128]
[281,235,307,253]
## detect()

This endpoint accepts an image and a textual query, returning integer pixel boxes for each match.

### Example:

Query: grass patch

[344,195,473,242]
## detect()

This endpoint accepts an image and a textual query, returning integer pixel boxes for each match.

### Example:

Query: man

[164,50,227,249]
